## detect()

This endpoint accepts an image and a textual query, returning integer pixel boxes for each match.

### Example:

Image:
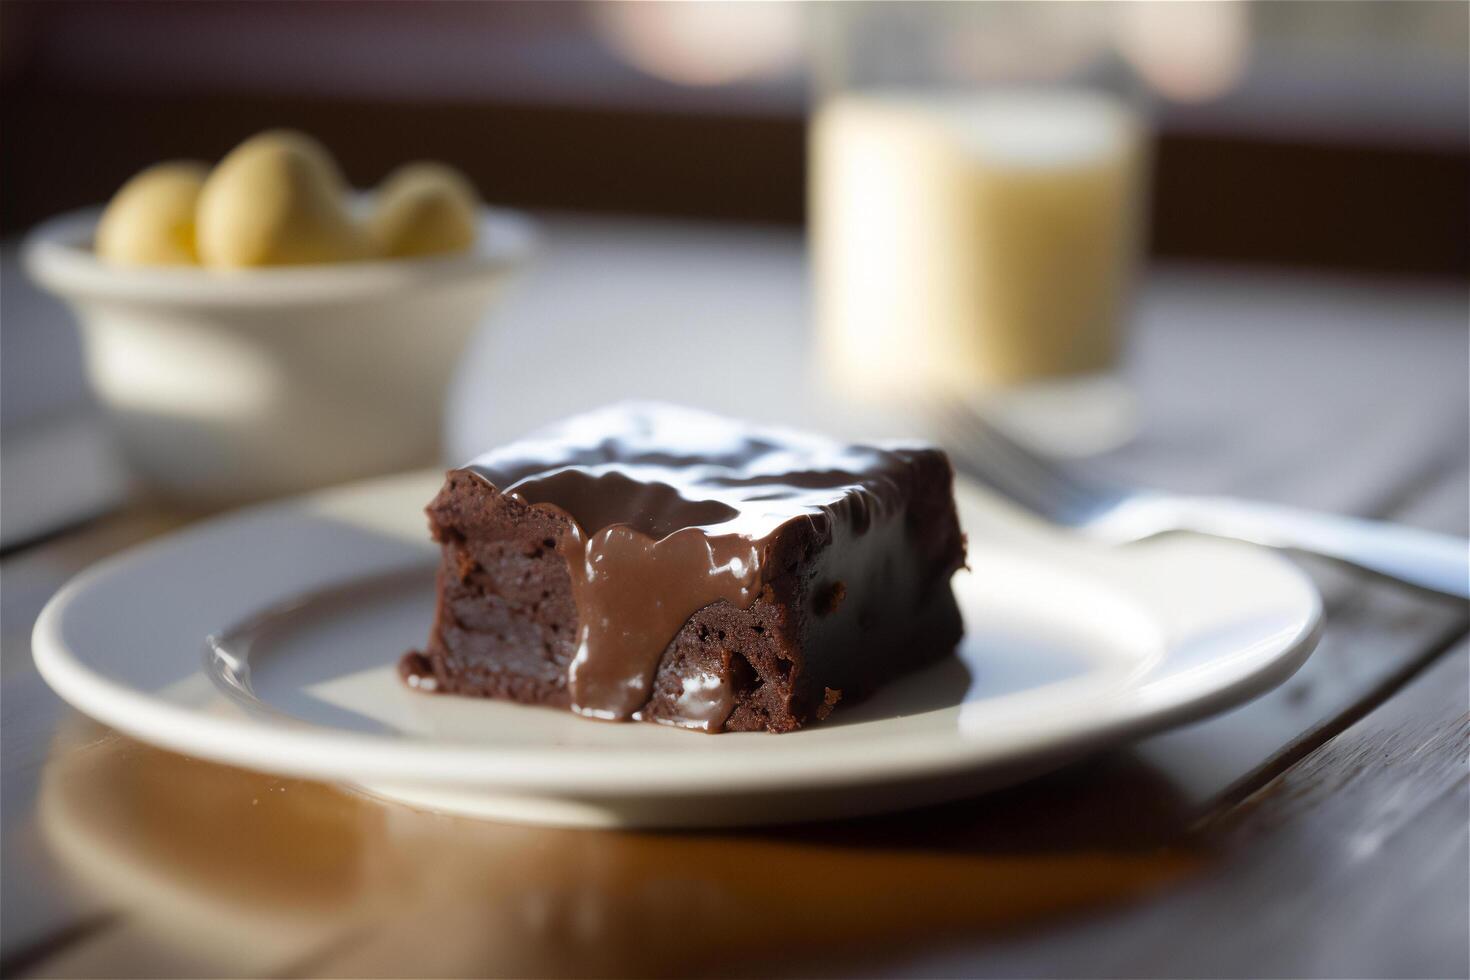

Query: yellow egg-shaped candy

[370,162,479,258]
[95,162,209,266]
[196,130,372,268]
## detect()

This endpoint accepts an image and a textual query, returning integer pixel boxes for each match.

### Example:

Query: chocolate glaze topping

[457,403,928,729]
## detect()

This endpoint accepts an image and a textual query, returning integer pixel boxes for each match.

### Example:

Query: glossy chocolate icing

[455,403,929,730]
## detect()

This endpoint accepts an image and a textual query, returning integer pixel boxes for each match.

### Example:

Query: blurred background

[1,1,1467,541]
[4,1,1466,265]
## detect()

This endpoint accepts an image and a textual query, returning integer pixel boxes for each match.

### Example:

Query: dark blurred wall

[2,1,1466,278]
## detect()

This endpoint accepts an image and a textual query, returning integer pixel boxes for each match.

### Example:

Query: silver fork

[925,399,1470,600]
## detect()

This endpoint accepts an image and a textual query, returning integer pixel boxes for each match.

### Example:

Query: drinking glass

[811,3,1150,451]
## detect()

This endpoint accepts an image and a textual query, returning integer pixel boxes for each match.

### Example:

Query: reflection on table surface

[35,713,1196,978]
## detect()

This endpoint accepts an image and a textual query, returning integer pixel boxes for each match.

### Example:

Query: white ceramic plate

[33,470,1322,828]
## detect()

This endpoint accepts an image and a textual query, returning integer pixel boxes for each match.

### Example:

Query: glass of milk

[811,5,1149,452]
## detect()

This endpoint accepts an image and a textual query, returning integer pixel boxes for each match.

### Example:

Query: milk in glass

[814,89,1145,397]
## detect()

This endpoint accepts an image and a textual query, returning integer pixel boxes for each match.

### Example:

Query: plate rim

[32,472,1324,797]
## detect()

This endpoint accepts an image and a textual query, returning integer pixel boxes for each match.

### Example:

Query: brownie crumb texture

[407,404,968,733]
[398,651,438,692]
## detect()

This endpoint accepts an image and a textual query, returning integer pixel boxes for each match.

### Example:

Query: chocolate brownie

[402,403,966,733]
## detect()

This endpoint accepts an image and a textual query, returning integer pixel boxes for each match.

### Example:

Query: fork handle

[1171,496,1470,600]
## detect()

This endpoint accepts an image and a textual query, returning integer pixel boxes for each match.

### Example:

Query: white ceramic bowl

[23,206,535,506]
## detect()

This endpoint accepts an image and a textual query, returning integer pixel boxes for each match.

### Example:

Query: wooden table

[2,220,1467,978]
